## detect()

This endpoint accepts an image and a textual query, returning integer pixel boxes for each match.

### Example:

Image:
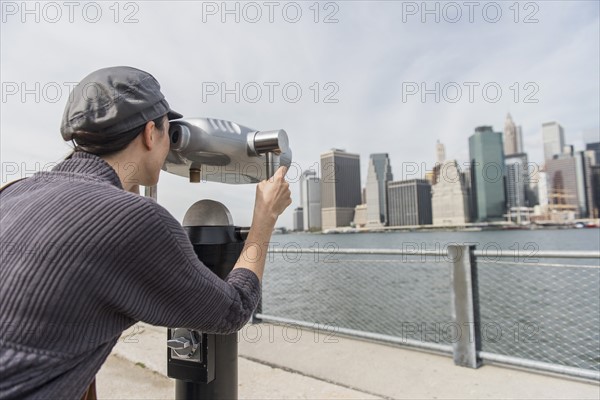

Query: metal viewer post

[158,118,292,400]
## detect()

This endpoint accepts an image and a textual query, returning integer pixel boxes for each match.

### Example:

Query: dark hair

[67,115,167,157]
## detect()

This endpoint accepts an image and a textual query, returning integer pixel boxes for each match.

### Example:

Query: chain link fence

[260,247,600,377]
[478,258,600,371]
[262,251,450,341]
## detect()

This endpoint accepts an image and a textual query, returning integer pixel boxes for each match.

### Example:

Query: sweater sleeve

[98,197,261,334]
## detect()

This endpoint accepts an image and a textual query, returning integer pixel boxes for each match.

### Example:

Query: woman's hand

[253,166,292,225]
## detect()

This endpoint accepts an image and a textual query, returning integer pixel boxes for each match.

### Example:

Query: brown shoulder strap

[0,178,26,194]
[80,379,97,400]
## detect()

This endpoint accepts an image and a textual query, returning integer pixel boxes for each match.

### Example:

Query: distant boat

[322,227,359,234]
[460,227,482,232]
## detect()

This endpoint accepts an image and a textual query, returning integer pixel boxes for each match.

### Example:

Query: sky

[2,0,599,227]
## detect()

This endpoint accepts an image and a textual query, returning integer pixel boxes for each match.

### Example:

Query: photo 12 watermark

[1,1,141,24]
[237,321,339,344]
[401,1,540,24]
[1,161,141,185]
[401,81,540,104]
[201,81,340,104]
[398,240,541,263]
[199,1,340,24]
[398,320,540,344]
[395,160,541,182]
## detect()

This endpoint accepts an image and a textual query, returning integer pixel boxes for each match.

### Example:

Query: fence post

[252,297,262,324]
[448,244,481,368]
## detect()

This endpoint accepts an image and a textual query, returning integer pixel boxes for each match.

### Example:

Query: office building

[525,165,540,207]
[591,165,600,218]
[365,153,393,226]
[462,167,476,221]
[504,113,523,156]
[353,204,368,228]
[504,153,529,209]
[543,122,565,161]
[545,152,594,218]
[431,160,470,225]
[537,170,548,208]
[320,149,362,229]
[387,179,432,226]
[469,126,506,222]
[586,142,600,166]
[300,170,321,230]
[293,207,304,231]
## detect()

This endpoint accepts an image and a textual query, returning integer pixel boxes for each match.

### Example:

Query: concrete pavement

[98,322,599,399]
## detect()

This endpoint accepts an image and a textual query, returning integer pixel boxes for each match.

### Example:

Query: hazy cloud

[2,1,598,226]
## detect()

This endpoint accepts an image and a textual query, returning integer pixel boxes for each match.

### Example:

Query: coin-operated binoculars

[161,117,292,400]
[163,117,291,183]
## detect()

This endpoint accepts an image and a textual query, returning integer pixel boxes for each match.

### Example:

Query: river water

[261,228,600,371]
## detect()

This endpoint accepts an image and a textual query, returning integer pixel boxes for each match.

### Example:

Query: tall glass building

[504,153,529,209]
[366,153,393,226]
[469,126,506,222]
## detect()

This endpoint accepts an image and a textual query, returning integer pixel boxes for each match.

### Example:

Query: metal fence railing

[254,245,600,381]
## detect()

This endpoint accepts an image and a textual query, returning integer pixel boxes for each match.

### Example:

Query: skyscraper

[504,153,529,209]
[469,126,506,222]
[366,153,393,226]
[293,207,304,231]
[436,140,446,164]
[591,165,600,218]
[545,151,594,218]
[431,160,470,225]
[320,149,362,230]
[387,179,432,226]
[525,163,540,207]
[503,113,522,156]
[517,125,524,154]
[542,122,565,161]
[300,170,321,231]
[462,167,476,221]
[586,142,600,166]
[537,170,548,209]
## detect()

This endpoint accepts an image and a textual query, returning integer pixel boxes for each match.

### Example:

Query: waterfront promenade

[97,322,599,399]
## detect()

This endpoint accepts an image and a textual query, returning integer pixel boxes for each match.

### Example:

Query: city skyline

[298,116,597,190]
[291,115,599,230]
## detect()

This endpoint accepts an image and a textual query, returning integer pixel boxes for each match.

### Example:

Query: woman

[0,66,291,399]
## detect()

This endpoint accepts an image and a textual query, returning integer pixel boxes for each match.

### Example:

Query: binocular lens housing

[163,118,292,184]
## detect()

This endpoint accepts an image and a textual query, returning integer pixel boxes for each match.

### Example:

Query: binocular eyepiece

[163,118,292,184]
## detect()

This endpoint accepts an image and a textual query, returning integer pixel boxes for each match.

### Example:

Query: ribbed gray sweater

[0,151,261,399]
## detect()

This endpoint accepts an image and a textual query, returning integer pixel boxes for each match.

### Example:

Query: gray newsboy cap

[61,66,182,140]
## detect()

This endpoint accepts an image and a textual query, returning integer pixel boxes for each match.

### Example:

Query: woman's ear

[141,120,157,150]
